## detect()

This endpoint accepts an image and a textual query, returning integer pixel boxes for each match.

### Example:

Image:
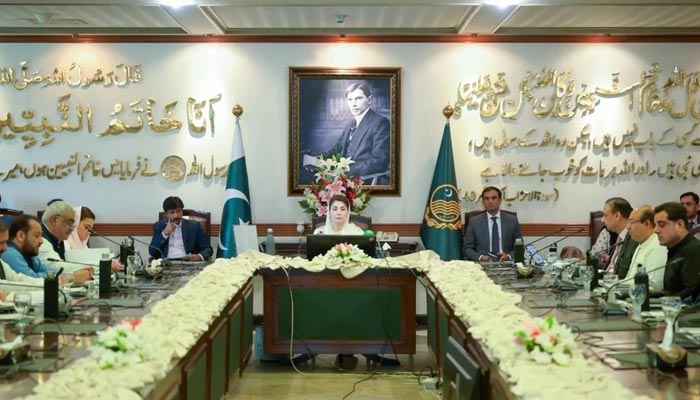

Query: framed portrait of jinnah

[288,67,401,195]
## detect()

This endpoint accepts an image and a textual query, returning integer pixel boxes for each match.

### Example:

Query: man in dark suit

[327,83,391,185]
[463,186,522,262]
[601,197,638,279]
[654,202,700,299]
[680,192,700,238]
[149,196,212,260]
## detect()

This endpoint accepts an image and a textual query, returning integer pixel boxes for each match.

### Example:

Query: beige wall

[0,42,698,225]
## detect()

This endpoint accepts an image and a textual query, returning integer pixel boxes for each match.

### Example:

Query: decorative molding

[2,35,700,44]
[95,222,590,238]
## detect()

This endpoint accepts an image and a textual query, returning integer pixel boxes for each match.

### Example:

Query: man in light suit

[463,186,522,262]
[327,83,391,185]
[149,196,212,261]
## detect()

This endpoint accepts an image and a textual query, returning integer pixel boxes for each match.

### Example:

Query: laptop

[306,235,376,260]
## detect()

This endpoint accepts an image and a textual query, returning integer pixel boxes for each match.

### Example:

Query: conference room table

[0,262,255,400]
[427,264,700,399]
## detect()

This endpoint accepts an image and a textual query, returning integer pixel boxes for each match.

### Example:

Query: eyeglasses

[628,219,640,225]
[59,215,76,227]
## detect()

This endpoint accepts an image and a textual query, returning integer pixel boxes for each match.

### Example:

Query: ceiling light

[484,0,520,8]
[160,0,195,9]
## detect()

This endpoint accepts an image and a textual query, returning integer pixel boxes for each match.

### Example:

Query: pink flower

[316,205,327,216]
[514,337,524,345]
[326,180,346,197]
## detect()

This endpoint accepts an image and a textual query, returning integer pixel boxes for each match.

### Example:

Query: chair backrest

[0,208,23,226]
[158,209,212,239]
[462,210,517,237]
[312,214,372,232]
[589,211,604,245]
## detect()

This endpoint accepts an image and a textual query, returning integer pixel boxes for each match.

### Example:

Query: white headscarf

[64,206,89,250]
[317,210,364,235]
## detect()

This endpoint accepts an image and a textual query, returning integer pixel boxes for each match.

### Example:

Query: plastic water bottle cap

[267,228,273,233]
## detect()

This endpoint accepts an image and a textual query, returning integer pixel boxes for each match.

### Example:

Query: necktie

[690,221,696,231]
[491,216,500,254]
[606,235,624,273]
[344,120,357,155]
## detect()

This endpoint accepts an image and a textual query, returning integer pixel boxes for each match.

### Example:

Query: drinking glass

[127,255,142,283]
[602,274,619,287]
[579,265,594,294]
[629,283,647,320]
[661,296,682,321]
[13,292,31,329]
[660,296,682,349]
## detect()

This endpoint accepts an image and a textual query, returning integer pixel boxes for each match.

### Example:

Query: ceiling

[0,0,699,38]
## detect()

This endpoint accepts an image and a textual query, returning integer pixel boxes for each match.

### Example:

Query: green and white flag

[420,121,463,260]
[217,117,252,258]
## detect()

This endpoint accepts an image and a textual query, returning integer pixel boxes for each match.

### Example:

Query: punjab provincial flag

[217,117,252,258]
[420,121,463,260]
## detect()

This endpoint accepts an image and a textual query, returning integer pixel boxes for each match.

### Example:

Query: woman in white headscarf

[65,206,123,272]
[65,206,94,250]
[314,194,364,235]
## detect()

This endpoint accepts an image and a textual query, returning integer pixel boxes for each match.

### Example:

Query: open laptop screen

[306,235,376,260]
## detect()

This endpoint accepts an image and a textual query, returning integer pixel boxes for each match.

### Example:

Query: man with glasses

[149,196,212,261]
[601,197,638,279]
[624,205,667,293]
[654,202,700,299]
[38,201,75,262]
[38,201,93,278]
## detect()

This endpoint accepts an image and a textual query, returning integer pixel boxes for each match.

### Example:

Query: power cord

[342,370,376,399]
[280,265,306,375]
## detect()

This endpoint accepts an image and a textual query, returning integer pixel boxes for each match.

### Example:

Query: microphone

[128,235,164,260]
[524,227,566,248]
[87,227,135,266]
[603,257,684,314]
[533,227,585,255]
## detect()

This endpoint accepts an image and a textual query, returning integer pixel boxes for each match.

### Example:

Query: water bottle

[265,228,276,255]
[547,242,558,264]
[514,238,525,264]
[633,264,650,312]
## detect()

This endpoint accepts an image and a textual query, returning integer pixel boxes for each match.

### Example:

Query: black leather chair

[0,208,23,226]
[158,209,212,240]
[590,210,617,249]
[312,215,372,232]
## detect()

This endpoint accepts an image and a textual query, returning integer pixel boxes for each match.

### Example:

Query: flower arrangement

[309,242,376,269]
[299,154,371,216]
[91,319,147,369]
[513,316,578,366]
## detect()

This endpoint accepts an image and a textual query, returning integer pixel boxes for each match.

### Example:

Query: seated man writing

[2,215,90,284]
[463,186,522,262]
[149,196,213,261]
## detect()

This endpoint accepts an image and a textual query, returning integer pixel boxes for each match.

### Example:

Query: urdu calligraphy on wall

[0,61,142,90]
[0,60,234,185]
[0,93,223,149]
[0,153,228,183]
[453,63,700,202]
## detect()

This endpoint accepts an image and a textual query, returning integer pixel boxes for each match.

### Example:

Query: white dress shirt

[625,233,667,293]
[0,259,44,294]
[165,223,187,259]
